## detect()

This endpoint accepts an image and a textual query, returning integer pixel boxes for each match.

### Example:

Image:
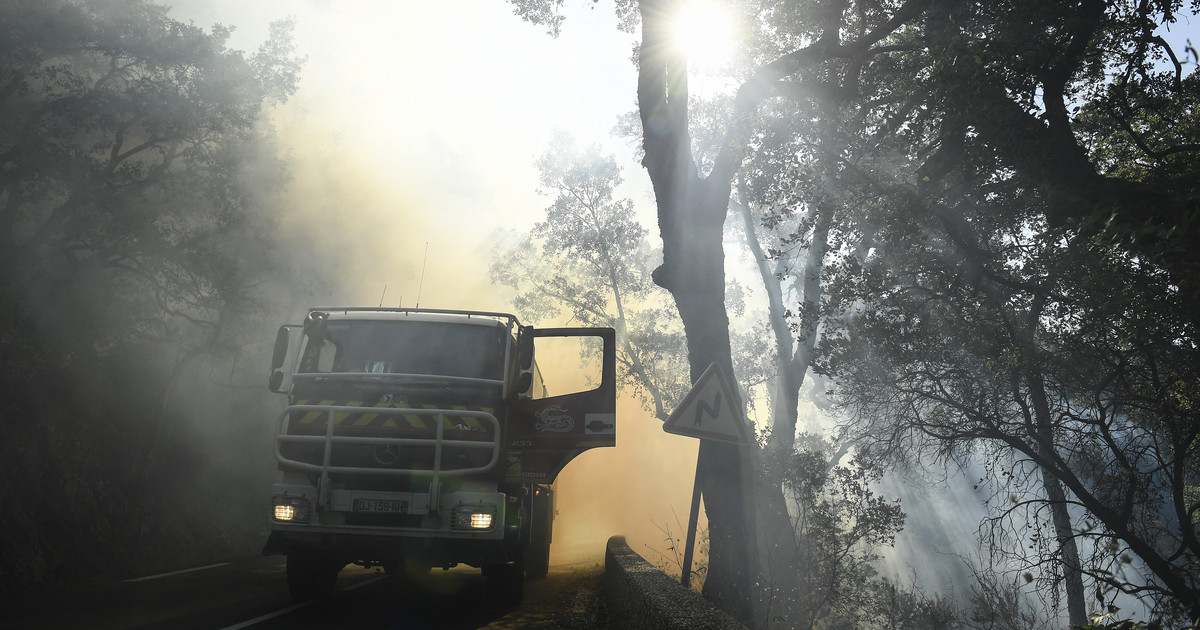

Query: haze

[161,0,701,574]
[169,0,648,309]
[5,0,1198,626]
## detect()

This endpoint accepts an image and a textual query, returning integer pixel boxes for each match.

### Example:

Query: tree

[511,0,1200,623]
[761,436,906,629]
[507,0,890,622]
[758,0,1200,621]
[494,131,906,628]
[730,104,849,456]
[0,0,303,463]
[818,215,1200,620]
[490,132,691,419]
[0,0,305,590]
[723,0,1200,622]
[632,1,767,620]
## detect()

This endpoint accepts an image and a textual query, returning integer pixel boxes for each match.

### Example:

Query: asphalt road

[4,552,609,629]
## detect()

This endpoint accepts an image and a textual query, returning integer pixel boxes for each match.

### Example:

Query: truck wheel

[485,558,525,605]
[525,494,553,579]
[286,549,340,601]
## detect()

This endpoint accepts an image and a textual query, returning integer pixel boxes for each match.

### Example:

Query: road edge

[603,535,747,630]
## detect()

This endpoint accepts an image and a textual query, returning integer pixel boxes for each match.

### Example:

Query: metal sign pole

[680,452,703,588]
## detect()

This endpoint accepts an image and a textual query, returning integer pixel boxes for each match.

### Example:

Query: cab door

[503,327,616,483]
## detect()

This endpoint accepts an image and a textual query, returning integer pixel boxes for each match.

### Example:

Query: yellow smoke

[553,395,705,573]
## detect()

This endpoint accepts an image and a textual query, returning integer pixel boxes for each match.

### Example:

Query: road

[3,551,609,629]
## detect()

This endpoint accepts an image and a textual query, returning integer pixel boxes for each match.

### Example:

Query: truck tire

[525,492,553,579]
[286,549,340,601]
[485,556,525,605]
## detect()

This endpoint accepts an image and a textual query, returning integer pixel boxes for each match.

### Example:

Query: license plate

[352,499,408,513]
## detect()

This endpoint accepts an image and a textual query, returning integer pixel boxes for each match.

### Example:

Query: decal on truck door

[534,405,574,433]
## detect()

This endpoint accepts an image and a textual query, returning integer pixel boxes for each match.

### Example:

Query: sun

[671,1,736,72]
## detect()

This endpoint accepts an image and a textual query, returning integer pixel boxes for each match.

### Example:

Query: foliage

[508,0,1200,624]
[757,437,908,629]
[1075,622,1165,630]
[861,577,961,630]
[1,0,302,360]
[789,0,1200,615]
[773,0,1200,620]
[0,0,304,591]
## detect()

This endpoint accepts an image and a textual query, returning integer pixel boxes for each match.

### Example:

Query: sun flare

[671,1,736,71]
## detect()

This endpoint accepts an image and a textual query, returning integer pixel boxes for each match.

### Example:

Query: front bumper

[268,483,506,539]
[265,483,516,567]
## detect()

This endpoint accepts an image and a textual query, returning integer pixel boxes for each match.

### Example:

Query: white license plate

[352,499,408,513]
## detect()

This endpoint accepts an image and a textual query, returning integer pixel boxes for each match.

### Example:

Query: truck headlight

[451,505,496,530]
[272,497,311,523]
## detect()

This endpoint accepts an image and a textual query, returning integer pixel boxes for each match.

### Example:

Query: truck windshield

[299,320,506,382]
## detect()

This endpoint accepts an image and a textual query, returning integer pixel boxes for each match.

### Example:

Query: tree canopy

[0,0,304,591]
[1,0,302,354]
[512,0,1199,624]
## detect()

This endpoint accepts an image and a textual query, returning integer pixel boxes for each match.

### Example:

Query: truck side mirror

[517,326,535,371]
[269,325,296,393]
[271,326,290,370]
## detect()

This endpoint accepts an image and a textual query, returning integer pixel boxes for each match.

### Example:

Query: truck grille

[274,405,501,479]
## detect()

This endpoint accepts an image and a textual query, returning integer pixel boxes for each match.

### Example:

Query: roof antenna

[378,284,387,307]
[415,241,429,309]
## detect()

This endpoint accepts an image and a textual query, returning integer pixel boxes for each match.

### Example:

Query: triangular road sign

[663,362,749,445]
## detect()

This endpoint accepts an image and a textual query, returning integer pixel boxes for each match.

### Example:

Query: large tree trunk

[638,0,757,622]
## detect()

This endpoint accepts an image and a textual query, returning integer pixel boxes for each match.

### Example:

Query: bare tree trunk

[1027,370,1088,627]
[733,184,799,449]
[734,158,833,456]
[785,194,832,439]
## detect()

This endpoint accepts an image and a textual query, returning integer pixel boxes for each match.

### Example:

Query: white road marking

[218,602,310,630]
[124,562,232,582]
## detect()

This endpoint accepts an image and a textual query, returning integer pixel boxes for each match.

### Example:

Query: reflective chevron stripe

[298,400,337,424]
[292,401,495,429]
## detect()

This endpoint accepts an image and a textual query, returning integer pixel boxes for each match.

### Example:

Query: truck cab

[263,308,616,603]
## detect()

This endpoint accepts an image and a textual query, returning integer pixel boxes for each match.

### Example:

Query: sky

[169,0,651,313]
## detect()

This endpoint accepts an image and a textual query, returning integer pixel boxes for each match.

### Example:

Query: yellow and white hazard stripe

[291,401,496,430]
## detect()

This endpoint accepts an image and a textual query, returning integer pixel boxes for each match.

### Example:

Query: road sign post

[661,362,748,588]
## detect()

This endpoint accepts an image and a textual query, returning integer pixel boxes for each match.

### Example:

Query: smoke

[553,396,703,569]
[874,465,990,597]
[156,1,1033,611]
[145,0,683,578]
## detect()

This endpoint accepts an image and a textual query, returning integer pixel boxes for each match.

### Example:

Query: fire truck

[262,307,616,603]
